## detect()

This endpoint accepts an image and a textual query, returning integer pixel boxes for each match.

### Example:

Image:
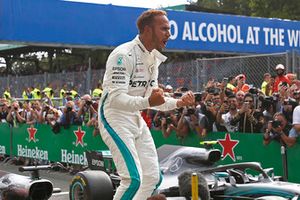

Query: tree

[249,0,300,20]
[193,0,300,20]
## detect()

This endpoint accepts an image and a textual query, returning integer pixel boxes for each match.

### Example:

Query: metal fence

[196,51,300,91]
[197,52,289,90]
[0,69,106,98]
[1,51,300,98]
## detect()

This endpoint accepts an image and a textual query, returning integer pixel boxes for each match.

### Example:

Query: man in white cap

[273,64,291,92]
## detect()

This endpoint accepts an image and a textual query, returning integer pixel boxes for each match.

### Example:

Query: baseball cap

[236,74,246,80]
[275,64,285,70]
[165,85,173,90]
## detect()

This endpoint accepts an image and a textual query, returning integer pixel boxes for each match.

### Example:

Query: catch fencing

[1,51,300,97]
[159,50,300,92]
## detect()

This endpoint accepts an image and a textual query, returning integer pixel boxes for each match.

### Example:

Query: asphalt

[0,159,72,200]
[0,159,187,200]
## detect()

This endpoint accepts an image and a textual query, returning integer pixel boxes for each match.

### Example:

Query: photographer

[281,98,298,124]
[263,112,293,146]
[200,90,225,132]
[22,102,38,125]
[77,94,97,126]
[6,101,25,127]
[177,92,208,137]
[259,96,277,124]
[177,105,207,137]
[160,110,180,138]
[281,105,300,147]
[230,93,264,133]
[216,95,239,132]
[60,101,82,129]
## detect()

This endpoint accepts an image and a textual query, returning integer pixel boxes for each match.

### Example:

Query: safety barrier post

[191,172,198,200]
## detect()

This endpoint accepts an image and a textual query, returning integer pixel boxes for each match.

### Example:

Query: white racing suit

[98,35,178,200]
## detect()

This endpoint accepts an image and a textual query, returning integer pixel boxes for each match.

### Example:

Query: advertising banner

[11,124,106,165]
[4,123,300,183]
[0,123,11,155]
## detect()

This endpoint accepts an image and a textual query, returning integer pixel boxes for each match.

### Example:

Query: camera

[249,87,259,95]
[85,100,93,106]
[194,92,202,102]
[173,92,182,98]
[66,107,72,112]
[14,107,18,111]
[259,96,274,110]
[166,116,173,125]
[266,120,282,141]
[207,87,216,94]
[187,108,196,116]
[270,120,282,129]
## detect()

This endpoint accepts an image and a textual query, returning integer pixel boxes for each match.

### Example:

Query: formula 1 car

[0,164,61,200]
[69,145,300,200]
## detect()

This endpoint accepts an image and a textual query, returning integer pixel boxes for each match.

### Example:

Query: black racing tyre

[69,170,114,200]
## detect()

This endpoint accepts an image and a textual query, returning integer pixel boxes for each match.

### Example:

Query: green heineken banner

[0,123,11,155]
[3,123,300,183]
[11,124,108,165]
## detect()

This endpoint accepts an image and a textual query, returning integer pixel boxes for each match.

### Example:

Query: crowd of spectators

[0,63,300,149]
[141,64,300,148]
[0,83,102,137]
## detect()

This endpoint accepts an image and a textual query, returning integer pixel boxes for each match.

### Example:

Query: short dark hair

[136,9,167,33]
[244,93,254,100]
[228,76,235,82]
[227,94,236,99]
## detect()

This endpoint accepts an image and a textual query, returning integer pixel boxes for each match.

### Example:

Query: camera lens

[86,100,92,106]
[271,120,281,128]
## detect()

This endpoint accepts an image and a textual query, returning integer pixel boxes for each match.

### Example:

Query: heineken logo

[61,149,87,165]
[218,133,239,161]
[17,145,48,160]
[73,127,86,147]
[27,127,38,143]
[0,145,5,154]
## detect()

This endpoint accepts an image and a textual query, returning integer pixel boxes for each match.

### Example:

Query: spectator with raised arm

[60,101,82,129]
[216,95,239,133]
[263,112,293,146]
[77,94,97,126]
[230,93,264,133]
[6,101,25,127]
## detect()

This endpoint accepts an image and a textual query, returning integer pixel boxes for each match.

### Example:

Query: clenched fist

[148,88,165,107]
[176,91,195,108]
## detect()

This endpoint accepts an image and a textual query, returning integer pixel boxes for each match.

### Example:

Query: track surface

[0,160,186,200]
[0,160,72,200]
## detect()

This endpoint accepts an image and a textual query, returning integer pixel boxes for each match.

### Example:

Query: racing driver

[98,9,195,200]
